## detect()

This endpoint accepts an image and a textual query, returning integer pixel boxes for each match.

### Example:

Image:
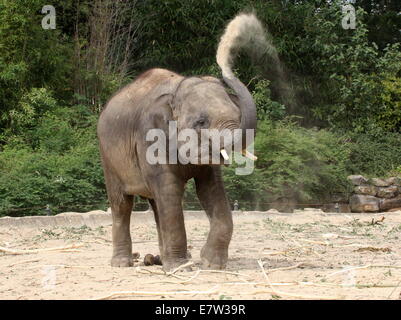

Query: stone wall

[348,175,401,212]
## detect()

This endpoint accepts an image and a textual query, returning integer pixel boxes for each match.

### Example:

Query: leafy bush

[253,120,352,206]
[252,79,286,121]
[0,111,107,217]
[301,4,401,132]
[342,130,401,177]
[377,74,401,131]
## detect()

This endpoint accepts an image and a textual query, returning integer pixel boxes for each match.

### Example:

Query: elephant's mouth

[175,127,257,165]
[192,145,257,165]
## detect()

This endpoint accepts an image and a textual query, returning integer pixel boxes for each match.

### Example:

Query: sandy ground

[1,210,401,300]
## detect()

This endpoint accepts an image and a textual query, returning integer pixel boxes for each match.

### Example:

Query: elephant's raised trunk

[216,13,266,161]
[222,75,257,159]
[222,76,257,133]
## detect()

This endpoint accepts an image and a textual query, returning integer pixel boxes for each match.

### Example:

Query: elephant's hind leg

[195,167,233,270]
[110,194,134,267]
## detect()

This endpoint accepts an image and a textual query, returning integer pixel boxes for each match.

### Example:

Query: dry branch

[6,259,40,267]
[198,269,252,278]
[264,263,303,273]
[328,264,401,277]
[26,264,106,270]
[0,244,84,255]
[257,259,341,300]
[167,261,195,275]
[93,286,219,300]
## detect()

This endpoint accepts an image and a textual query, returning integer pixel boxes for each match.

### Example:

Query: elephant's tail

[216,13,270,79]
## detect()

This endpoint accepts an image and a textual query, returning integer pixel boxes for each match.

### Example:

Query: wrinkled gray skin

[97,68,256,271]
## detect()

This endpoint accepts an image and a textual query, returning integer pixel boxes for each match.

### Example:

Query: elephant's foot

[200,246,228,270]
[111,255,133,267]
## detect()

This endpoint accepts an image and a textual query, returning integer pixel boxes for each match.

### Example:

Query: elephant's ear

[154,92,181,121]
[152,78,186,115]
[155,93,173,108]
[228,93,240,110]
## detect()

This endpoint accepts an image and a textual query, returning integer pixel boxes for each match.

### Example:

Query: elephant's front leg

[195,167,233,269]
[150,173,188,272]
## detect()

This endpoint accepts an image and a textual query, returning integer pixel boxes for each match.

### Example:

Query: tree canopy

[0,0,400,215]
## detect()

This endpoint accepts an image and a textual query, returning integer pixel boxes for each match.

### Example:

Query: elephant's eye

[194,117,208,128]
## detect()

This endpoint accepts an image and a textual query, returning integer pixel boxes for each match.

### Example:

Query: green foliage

[254,120,352,205]
[221,119,401,210]
[377,75,401,131]
[0,0,73,131]
[135,0,245,73]
[0,0,400,215]
[300,3,401,132]
[252,79,286,121]
[342,130,401,177]
[0,122,106,216]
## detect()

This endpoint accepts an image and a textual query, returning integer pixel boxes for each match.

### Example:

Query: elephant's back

[103,68,183,112]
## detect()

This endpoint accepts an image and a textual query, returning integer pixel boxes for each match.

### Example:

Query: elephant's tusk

[220,149,230,160]
[241,149,257,161]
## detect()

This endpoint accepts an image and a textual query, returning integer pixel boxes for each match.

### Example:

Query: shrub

[0,118,107,217]
[253,119,352,206]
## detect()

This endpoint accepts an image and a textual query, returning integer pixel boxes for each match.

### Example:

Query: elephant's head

[168,74,257,165]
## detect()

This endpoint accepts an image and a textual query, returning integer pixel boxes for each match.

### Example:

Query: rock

[370,178,391,187]
[387,177,401,186]
[377,186,398,199]
[354,185,377,196]
[387,207,401,213]
[347,175,368,186]
[349,195,380,212]
[380,195,401,211]
[144,254,155,266]
[154,255,162,265]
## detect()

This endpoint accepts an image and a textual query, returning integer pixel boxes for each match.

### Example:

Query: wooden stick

[0,244,84,255]
[257,259,341,300]
[144,270,203,285]
[265,263,303,273]
[26,264,106,270]
[137,267,186,280]
[167,261,194,275]
[6,259,40,267]
[240,289,341,299]
[178,269,201,284]
[93,286,219,300]
[198,269,252,278]
[328,264,401,277]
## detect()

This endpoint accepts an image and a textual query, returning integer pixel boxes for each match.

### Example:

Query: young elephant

[97,13,266,271]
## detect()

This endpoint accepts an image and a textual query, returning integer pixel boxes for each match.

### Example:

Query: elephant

[97,13,265,271]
